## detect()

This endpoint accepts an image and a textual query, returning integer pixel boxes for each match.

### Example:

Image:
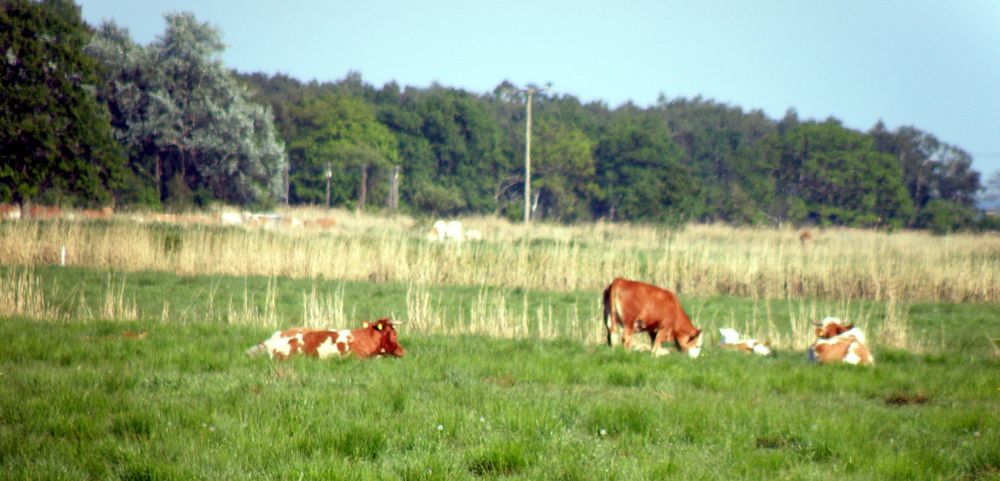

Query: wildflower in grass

[599,428,607,437]
[436,424,444,432]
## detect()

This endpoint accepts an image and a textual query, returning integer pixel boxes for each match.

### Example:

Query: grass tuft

[466,441,529,477]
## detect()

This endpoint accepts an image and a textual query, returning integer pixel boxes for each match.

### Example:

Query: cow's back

[610,278,687,332]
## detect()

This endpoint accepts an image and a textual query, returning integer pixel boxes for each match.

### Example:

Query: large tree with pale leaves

[87,13,286,208]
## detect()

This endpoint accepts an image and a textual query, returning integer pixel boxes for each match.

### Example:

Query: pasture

[1,211,999,479]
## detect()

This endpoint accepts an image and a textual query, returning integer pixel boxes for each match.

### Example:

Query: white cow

[718,328,773,356]
[429,219,465,242]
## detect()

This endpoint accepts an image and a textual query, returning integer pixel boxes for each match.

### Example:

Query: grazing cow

[719,328,772,356]
[246,318,405,360]
[603,278,703,358]
[807,317,874,366]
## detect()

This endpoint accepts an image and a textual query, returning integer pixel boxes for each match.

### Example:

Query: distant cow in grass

[799,229,814,246]
[0,203,21,220]
[718,328,772,356]
[246,318,405,360]
[428,219,465,242]
[603,277,703,358]
[808,317,874,366]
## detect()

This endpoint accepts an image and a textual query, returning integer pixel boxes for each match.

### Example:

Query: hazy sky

[77,0,1000,181]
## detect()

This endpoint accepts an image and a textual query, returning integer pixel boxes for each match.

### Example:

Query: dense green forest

[2,0,996,231]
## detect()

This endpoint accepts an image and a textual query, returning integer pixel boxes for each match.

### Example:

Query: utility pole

[523,84,548,225]
[524,87,535,225]
[388,165,400,212]
[325,162,332,209]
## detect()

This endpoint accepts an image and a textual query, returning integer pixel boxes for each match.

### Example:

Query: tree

[287,92,398,207]
[1,0,124,207]
[84,21,159,206]
[531,119,598,221]
[772,119,912,226]
[654,95,776,224]
[917,199,976,234]
[594,110,695,223]
[87,13,287,209]
[871,123,981,225]
[383,86,508,215]
[984,170,1000,206]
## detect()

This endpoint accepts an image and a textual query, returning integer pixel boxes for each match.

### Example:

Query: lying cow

[603,277,703,358]
[718,328,772,356]
[246,318,405,360]
[807,317,873,366]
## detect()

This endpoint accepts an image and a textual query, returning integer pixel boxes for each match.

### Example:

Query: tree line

[2,1,994,232]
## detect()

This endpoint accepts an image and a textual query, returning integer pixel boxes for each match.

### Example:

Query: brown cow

[603,278,703,358]
[799,229,814,246]
[807,317,874,366]
[814,317,854,339]
[246,318,405,360]
[82,206,113,219]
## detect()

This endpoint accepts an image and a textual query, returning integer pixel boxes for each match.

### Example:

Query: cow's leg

[622,322,635,351]
[652,329,671,357]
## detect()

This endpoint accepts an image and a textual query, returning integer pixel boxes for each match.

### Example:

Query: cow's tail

[603,280,616,346]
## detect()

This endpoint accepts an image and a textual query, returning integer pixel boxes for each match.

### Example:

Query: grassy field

[0,266,998,479]
[1,212,999,479]
[2,210,999,302]
[1,314,998,480]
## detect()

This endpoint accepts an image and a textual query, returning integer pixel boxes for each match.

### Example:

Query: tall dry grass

[0,262,913,351]
[2,210,997,303]
[0,270,136,322]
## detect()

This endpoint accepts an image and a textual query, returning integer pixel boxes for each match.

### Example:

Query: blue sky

[77,0,1000,181]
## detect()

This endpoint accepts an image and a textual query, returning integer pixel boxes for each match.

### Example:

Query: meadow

[1,210,999,480]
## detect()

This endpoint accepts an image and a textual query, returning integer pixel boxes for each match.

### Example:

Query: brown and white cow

[603,277,703,358]
[807,317,874,366]
[246,318,405,360]
[719,328,772,356]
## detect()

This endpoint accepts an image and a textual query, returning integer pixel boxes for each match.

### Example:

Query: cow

[82,206,113,220]
[246,318,405,360]
[799,229,814,246]
[807,317,874,366]
[813,316,857,340]
[602,277,703,358]
[718,328,772,356]
[26,204,62,220]
[428,219,465,242]
[0,203,21,220]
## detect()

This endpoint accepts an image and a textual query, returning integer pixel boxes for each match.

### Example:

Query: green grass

[2,316,999,479]
[1,266,1000,479]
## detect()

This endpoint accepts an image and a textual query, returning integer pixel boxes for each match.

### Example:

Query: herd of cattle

[247,277,873,366]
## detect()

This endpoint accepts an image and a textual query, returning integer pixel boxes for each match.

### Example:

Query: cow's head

[370,318,406,357]
[814,317,853,339]
[678,328,703,358]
